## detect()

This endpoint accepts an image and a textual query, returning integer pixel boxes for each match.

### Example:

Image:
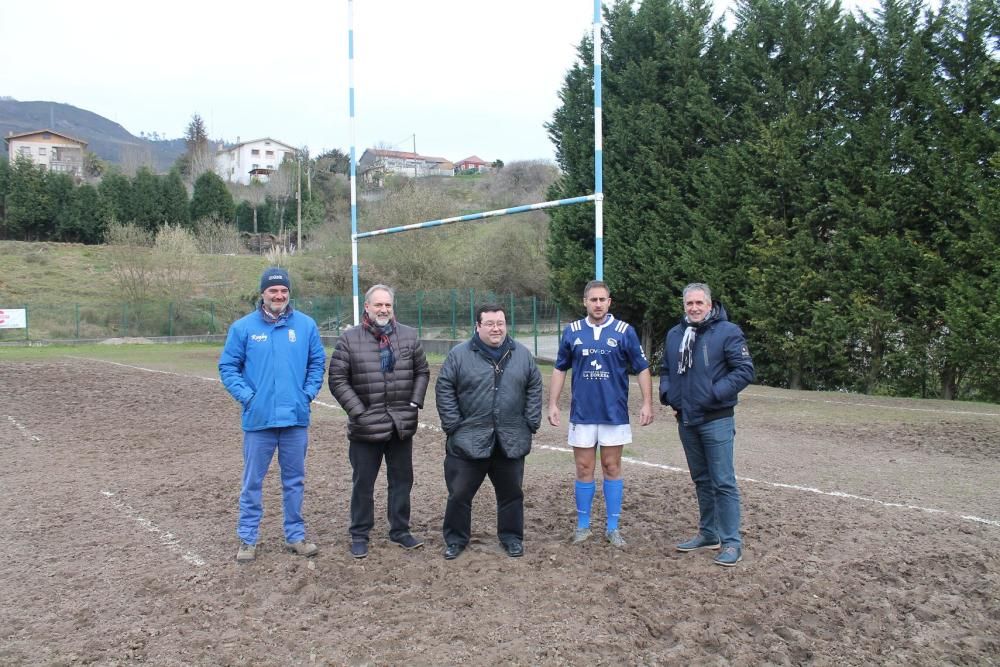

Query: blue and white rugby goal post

[347,0,604,325]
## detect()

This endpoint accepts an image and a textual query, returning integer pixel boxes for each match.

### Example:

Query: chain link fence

[1,290,573,355]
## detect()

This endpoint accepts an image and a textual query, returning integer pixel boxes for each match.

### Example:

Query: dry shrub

[153,224,200,300]
[195,217,243,254]
[105,221,154,303]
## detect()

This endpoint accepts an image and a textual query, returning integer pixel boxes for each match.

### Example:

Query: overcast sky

[1,0,879,164]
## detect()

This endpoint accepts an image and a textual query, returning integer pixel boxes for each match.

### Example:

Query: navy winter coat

[659,303,754,426]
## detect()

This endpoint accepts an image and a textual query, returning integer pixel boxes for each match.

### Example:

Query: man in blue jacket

[219,267,327,563]
[659,283,754,567]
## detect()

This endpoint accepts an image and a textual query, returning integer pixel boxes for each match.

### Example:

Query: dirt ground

[1,354,998,666]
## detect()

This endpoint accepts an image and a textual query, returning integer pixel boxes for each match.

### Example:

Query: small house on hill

[454,155,491,174]
[215,137,297,185]
[5,129,87,177]
[358,148,454,186]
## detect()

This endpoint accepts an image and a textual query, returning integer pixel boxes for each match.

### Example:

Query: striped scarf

[362,312,395,372]
[678,304,720,375]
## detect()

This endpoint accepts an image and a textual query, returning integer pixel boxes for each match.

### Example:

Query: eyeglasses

[479,321,506,329]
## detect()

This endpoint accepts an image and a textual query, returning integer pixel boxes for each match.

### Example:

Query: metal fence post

[450,289,457,340]
[417,290,424,338]
[468,288,475,329]
[210,302,215,334]
[168,302,174,337]
[122,304,128,337]
[24,304,29,341]
[533,296,538,356]
[75,303,80,340]
[509,293,516,339]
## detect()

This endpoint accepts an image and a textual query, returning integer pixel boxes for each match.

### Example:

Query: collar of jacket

[470,333,514,373]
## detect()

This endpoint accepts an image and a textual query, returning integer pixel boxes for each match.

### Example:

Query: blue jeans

[677,416,741,547]
[238,426,309,545]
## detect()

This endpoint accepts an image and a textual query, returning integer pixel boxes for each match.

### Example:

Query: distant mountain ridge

[0,98,187,172]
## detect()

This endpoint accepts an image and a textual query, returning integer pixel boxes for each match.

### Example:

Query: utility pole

[296,156,302,252]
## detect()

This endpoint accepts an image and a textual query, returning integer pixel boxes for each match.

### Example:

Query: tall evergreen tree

[161,170,191,227]
[131,167,164,231]
[190,171,235,222]
[99,172,134,224]
[5,156,51,241]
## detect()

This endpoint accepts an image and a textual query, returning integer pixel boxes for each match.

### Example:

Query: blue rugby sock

[604,478,624,531]
[574,480,596,529]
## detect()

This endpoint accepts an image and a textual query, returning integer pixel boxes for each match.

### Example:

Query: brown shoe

[236,542,256,563]
[285,540,318,557]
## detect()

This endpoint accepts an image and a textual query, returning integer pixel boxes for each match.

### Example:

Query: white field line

[417,422,1000,529]
[71,356,1000,530]
[100,490,206,566]
[69,357,341,409]
[622,377,1000,417]
[742,391,1000,417]
[5,415,41,441]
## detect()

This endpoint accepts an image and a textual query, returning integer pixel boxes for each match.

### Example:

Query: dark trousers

[442,450,525,547]
[348,435,413,542]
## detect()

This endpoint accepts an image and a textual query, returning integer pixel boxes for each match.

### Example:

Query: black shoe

[389,533,424,550]
[502,540,524,558]
[443,543,465,560]
[350,541,368,559]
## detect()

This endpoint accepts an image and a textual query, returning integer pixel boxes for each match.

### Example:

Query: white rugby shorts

[567,422,632,448]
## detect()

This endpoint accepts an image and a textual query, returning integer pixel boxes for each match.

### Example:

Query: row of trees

[0,158,237,244]
[0,114,335,246]
[547,0,999,400]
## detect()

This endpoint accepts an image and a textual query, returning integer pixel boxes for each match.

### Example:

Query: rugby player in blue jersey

[547,280,654,547]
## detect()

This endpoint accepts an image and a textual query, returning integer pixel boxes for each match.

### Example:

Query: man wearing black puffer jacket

[660,283,754,567]
[435,303,544,560]
[328,284,430,559]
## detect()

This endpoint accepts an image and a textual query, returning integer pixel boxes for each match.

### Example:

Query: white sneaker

[605,529,627,547]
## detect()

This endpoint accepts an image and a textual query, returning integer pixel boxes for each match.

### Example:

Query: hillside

[0,98,186,172]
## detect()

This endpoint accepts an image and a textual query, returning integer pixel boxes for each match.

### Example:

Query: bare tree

[229,182,267,234]
[119,144,154,178]
[104,221,154,305]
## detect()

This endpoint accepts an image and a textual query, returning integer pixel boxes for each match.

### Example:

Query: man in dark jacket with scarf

[659,283,754,567]
[328,284,430,559]
[435,304,543,560]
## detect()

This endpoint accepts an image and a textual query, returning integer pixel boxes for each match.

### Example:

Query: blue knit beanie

[260,267,290,292]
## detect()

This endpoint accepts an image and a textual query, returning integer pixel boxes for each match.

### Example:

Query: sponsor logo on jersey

[251,334,268,342]
[583,356,610,380]
[288,329,297,343]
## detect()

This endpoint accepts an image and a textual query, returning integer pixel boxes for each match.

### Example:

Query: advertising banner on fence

[0,309,27,329]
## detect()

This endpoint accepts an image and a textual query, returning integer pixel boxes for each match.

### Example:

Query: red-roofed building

[358,148,455,186]
[454,155,492,174]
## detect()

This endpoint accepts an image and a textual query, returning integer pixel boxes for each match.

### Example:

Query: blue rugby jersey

[553,315,650,425]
